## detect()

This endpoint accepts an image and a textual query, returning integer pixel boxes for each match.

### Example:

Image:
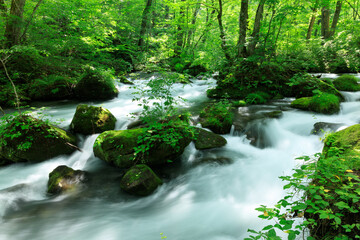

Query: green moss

[290,97,312,111]
[291,93,340,114]
[120,164,162,196]
[309,93,340,114]
[199,101,234,134]
[333,74,360,92]
[70,104,116,135]
[47,165,87,194]
[74,67,119,100]
[232,100,246,107]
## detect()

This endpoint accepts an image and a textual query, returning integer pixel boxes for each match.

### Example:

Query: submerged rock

[311,122,343,135]
[47,165,87,195]
[120,164,162,196]
[193,128,227,150]
[0,115,77,163]
[70,104,116,135]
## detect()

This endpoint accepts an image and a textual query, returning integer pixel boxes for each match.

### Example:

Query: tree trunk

[186,0,201,48]
[321,6,330,39]
[4,0,26,48]
[306,5,318,39]
[175,0,185,56]
[138,0,153,48]
[237,0,248,57]
[263,7,276,51]
[217,0,231,61]
[248,0,265,56]
[329,0,342,37]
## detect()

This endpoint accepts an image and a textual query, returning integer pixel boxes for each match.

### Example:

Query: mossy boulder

[288,73,344,101]
[333,74,360,92]
[29,75,74,101]
[311,122,343,135]
[93,127,192,168]
[0,115,77,163]
[70,104,116,135]
[291,93,340,114]
[322,124,360,161]
[199,102,234,134]
[290,97,312,111]
[119,75,134,85]
[74,67,119,100]
[47,165,87,195]
[120,164,162,196]
[193,128,227,150]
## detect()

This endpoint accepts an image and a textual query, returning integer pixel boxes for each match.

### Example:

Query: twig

[0,56,21,113]
[65,142,83,152]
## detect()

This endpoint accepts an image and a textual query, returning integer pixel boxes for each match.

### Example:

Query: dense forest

[0,0,360,106]
[1,0,360,239]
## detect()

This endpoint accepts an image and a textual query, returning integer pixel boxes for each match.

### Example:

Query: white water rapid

[0,74,359,240]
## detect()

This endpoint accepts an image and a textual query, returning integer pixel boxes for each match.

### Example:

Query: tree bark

[306,4,318,39]
[138,0,153,48]
[321,6,330,39]
[175,0,185,56]
[248,0,265,56]
[329,0,342,37]
[237,0,248,57]
[217,0,231,61]
[4,0,26,47]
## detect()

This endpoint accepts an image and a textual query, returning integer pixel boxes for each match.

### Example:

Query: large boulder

[47,165,87,195]
[70,104,116,135]
[120,164,162,196]
[0,115,77,163]
[333,74,360,92]
[193,128,227,150]
[291,93,340,115]
[74,67,119,100]
[322,124,360,159]
[311,122,343,135]
[199,102,234,134]
[93,127,192,168]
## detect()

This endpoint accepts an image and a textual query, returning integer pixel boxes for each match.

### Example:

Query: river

[0,74,359,240]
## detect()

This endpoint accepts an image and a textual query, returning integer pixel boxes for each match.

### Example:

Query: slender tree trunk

[217,0,231,61]
[138,0,153,48]
[263,7,276,51]
[329,0,342,37]
[321,6,330,39]
[273,16,284,56]
[237,0,248,57]
[306,5,318,39]
[4,0,26,48]
[248,0,265,56]
[186,0,201,48]
[175,0,185,56]
[19,0,43,43]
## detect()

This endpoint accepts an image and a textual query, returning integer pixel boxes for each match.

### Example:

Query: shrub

[245,91,271,105]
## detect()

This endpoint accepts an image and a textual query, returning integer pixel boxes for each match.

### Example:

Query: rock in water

[48,165,87,195]
[120,164,162,196]
[70,104,116,135]
[0,115,77,163]
[74,67,118,100]
[193,128,227,150]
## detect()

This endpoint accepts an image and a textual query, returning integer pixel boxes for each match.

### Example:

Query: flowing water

[0,74,360,240]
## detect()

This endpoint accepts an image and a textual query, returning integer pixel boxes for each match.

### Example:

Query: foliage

[131,73,194,162]
[246,152,360,240]
[245,92,271,105]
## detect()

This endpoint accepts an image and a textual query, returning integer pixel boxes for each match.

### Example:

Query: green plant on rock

[245,91,271,105]
[132,73,194,163]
